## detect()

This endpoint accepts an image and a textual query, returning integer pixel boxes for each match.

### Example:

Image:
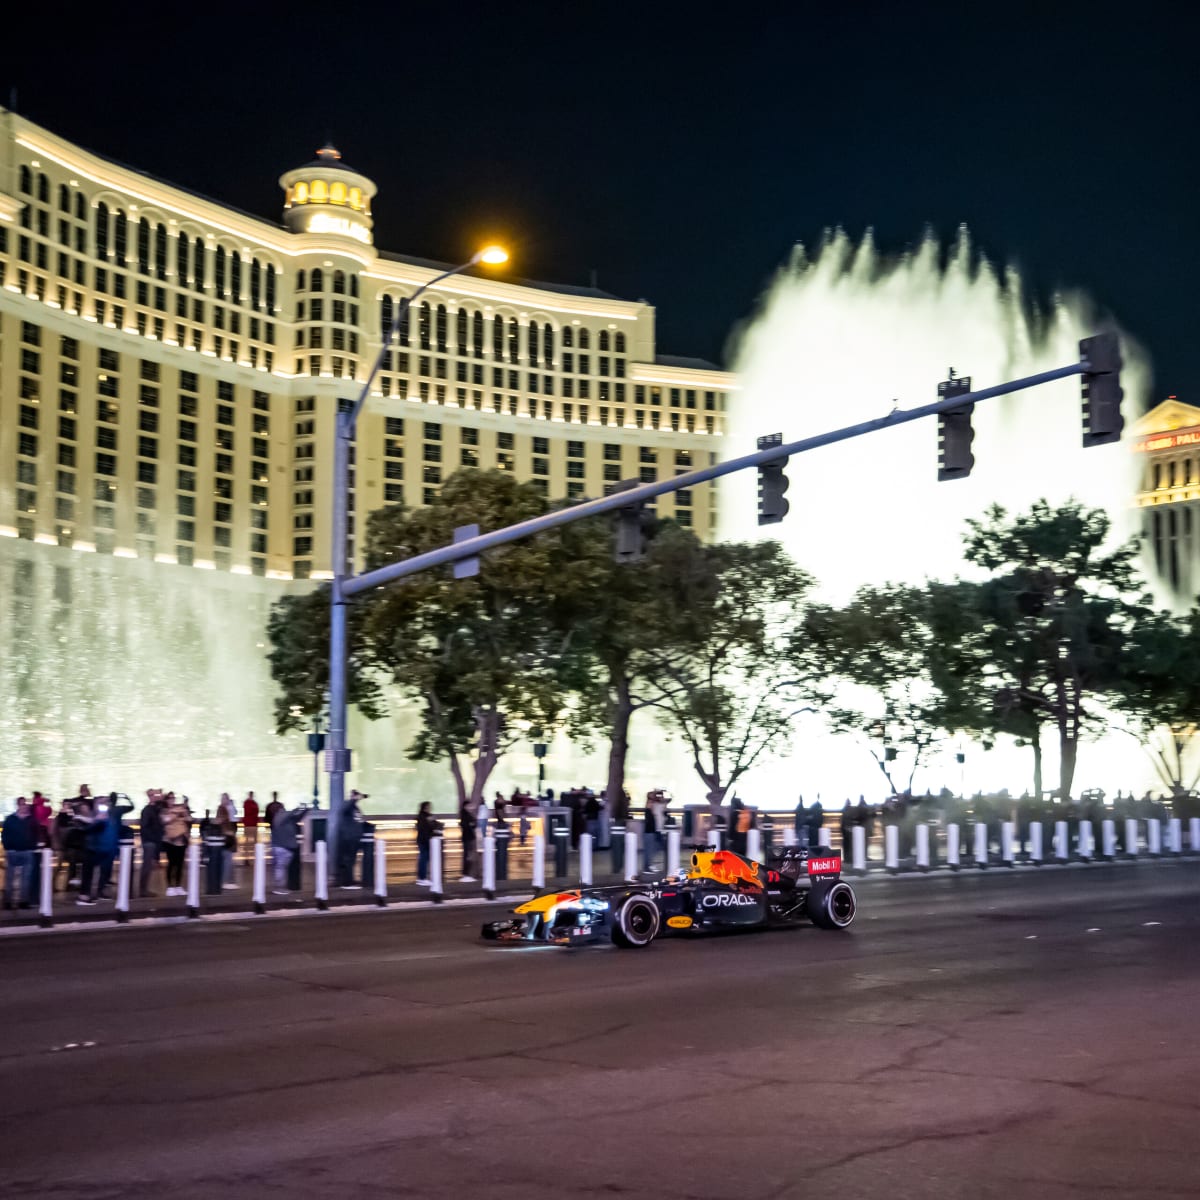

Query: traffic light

[1080,332,1124,447]
[936,376,974,481]
[756,433,790,525]
[611,481,649,563]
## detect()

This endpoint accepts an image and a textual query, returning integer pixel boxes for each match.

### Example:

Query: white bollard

[884,824,899,874]
[186,841,200,918]
[1000,821,1015,866]
[1078,819,1094,862]
[430,834,444,901]
[946,823,960,869]
[315,840,330,910]
[915,823,930,871]
[974,821,988,868]
[1148,818,1162,856]
[710,829,722,851]
[481,835,495,900]
[1055,820,1069,862]
[579,833,593,886]
[852,824,867,873]
[1191,817,1200,855]
[1102,819,1116,860]
[1126,818,1140,858]
[374,837,388,906]
[39,847,54,928]
[1030,822,1043,865]
[116,843,133,923]
[818,827,831,848]
[782,826,797,847]
[252,843,266,914]
[624,830,639,882]
[1168,817,1182,855]
[666,827,681,876]
[747,828,763,864]
[532,831,546,890]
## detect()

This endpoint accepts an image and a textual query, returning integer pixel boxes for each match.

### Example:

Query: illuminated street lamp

[326,245,509,865]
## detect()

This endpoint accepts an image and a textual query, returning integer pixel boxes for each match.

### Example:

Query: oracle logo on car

[700,892,758,908]
[807,857,841,875]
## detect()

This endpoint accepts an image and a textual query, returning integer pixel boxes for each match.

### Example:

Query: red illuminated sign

[1133,429,1200,453]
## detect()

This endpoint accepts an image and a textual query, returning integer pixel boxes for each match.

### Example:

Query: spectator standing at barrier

[642,791,666,873]
[459,799,477,882]
[584,791,602,844]
[477,795,490,842]
[243,792,260,845]
[2,796,39,909]
[138,790,165,899]
[270,802,305,894]
[162,795,190,896]
[77,793,131,905]
[840,800,854,859]
[51,799,77,890]
[30,792,52,840]
[415,802,441,886]
[728,798,751,855]
[216,793,238,890]
[337,791,366,888]
[807,798,825,850]
[264,792,283,829]
[794,796,807,844]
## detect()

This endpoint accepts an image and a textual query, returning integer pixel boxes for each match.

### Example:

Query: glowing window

[294,181,309,204]
[349,187,362,210]
[330,181,347,205]
[310,180,328,202]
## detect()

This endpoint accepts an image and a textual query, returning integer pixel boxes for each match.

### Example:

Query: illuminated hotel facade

[0,108,735,581]
[1131,397,1200,597]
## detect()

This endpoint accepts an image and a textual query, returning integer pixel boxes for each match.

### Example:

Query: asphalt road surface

[3,863,1199,1200]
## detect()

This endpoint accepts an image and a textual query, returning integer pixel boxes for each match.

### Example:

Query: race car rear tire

[809,881,856,930]
[611,895,661,948]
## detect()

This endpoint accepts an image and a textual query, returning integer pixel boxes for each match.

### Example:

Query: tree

[546,517,709,818]
[954,499,1147,800]
[265,585,385,734]
[647,540,819,806]
[359,469,584,808]
[1109,606,1200,794]
[798,584,948,794]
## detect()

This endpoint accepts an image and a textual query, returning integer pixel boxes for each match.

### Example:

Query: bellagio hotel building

[0,109,735,582]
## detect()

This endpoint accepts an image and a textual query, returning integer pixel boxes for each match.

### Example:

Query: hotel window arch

[562,325,574,348]
[192,238,205,291]
[265,263,277,311]
[137,218,151,274]
[75,192,85,221]
[95,202,110,258]
[528,322,540,366]
[456,308,468,352]
[330,180,347,205]
[154,224,168,281]
[58,184,70,211]
[296,268,307,292]
[381,294,394,334]
[19,165,32,193]
[230,251,242,303]
[37,173,49,204]
[114,209,128,260]
[599,330,610,351]
[310,267,324,293]
[507,318,519,362]
[419,301,432,350]
[311,179,328,202]
[177,234,189,283]
[350,274,359,298]
[492,314,504,358]
[250,259,262,309]
[1169,462,1177,488]
[544,325,555,363]
[472,311,484,357]
[349,186,362,209]
[294,181,309,204]
[332,269,346,295]
[615,331,626,354]
[578,327,591,350]
[436,304,447,352]
[215,245,227,293]
[1153,463,1162,489]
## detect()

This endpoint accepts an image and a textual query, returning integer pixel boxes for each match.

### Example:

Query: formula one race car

[480,845,856,948]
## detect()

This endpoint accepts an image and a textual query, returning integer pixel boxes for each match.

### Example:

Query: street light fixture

[326,245,509,867]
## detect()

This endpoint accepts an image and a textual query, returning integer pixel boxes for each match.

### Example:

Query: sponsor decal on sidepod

[700,892,758,908]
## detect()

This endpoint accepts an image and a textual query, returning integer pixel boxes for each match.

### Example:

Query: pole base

[39,916,52,928]
[374,894,387,907]
[484,888,495,901]
[432,890,444,904]
[116,910,129,924]
[316,898,328,911]
[187,905,199,919]
[253,901,265,915]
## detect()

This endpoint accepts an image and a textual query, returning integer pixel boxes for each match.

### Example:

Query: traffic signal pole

[342,358,1089,598]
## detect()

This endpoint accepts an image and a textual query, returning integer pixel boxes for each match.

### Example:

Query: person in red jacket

[243,791,260,845]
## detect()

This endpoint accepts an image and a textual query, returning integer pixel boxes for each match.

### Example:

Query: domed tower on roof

[279,143,377,245]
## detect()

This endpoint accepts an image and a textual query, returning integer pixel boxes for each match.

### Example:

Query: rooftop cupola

[279,144,377,245]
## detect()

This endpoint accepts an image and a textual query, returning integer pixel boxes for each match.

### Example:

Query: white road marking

[1143,921,1162,927]
[1086,928,1101,933]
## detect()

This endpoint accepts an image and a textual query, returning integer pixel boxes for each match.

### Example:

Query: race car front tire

[809,881,856,930]
[612,895,661,948]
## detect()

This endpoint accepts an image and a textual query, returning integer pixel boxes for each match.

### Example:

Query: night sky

[3,2,1195,400]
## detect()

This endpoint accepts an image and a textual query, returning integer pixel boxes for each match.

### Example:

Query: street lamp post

[326,245,508,871]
